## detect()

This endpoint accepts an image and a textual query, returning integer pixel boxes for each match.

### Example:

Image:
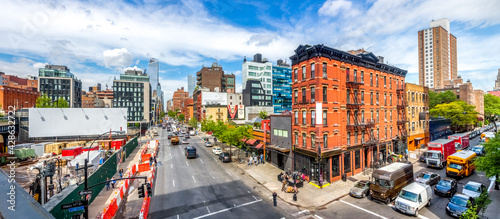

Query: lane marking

[212,176,215,179]
[314,215,324,219]
[192,176,197,183]
[206,206,210,213]
[247,191,250,193]
[417,215,430,219]
[171,164,173,169]
[292,210,310,217]
[173,180,175,187]
[252,195,258,201]
[200,159,204,164]
[186,161,189,166]
[177,215,179,219]
[193,199,262,219]
[225,170,232,176]
[339,200,388,219]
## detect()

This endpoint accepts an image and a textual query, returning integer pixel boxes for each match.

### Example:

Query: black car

[184,134,190,139]
[185,146,197,158]
[419,151,429,163]
[434,178,458,197]
[219,152,231,162]
[446,194,476,218]
[167,134,173,139]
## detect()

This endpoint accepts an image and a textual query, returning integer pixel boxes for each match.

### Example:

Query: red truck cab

[447,133,470,151]
[426,139,456,168]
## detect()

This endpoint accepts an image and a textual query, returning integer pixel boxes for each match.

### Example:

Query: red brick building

[0,72,38,91]
[0,86,39,110]
[173,87,189,112]
[290,45,407,184]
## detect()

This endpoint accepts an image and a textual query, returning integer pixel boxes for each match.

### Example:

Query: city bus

[446,150,477,178]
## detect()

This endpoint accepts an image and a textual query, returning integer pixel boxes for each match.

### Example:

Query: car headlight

[447,191,450,194]
[446,206,450,211]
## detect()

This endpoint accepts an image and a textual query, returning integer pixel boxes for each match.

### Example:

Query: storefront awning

[266,144,290,153]
[255,143,263,149]
[246,139,257,145]
[240,138,247,143]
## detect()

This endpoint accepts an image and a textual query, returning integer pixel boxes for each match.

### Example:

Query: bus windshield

[448,163,463,170]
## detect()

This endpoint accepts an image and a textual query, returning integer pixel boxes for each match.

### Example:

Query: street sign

[68,206,84,212]
[78,190,93,196]
[61,200,87,210]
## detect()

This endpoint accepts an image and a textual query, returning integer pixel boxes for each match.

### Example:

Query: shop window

[355,150,360,169]
[344,152,351,173]
[332,155,340,177]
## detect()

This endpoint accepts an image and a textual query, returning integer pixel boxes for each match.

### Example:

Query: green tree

[475,134,500,189]
[212,120,228,138]
[36,93,54,108]
[188,117,198,128]
[167,110,176,118]
[484,93,500,125]
[429,91,457,109]
[159,110,165,120]
[258,111,269,119]
[178,114,185,122]
[430,101,477,131]
[221,125,252,155]
[475,191,492,217]
[55,97,69,108]
[459,203,478,219]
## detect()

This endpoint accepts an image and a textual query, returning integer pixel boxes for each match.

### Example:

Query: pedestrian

[254,156,258,166]
[154,156,157,165]
[260,153,264,164]
[281,176,287,192]
[405,153,408,161]
[249,156,253,165]
[111,177,116,189]
[247,156,251,166]
[119,168,123,179]
[273,191,277,206]
[149,156,153,167]
[106,178,110,190]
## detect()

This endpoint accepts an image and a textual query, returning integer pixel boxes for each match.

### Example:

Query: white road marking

[171,164,173,169]
[193,199,262,219]
[417,215,430,219]
[292,210,310,217]
[340,200,388,219]
[173,180,175,187]
[314,215,324,219]
[212,176,215,179]
[192,176,197,183]
[252,196,258,201]
[177,215,179,219]
[200,159,204,164]
[247,191,250,193]
[186,161,189,166]
[225,170,232,176]
[206,206,211,213]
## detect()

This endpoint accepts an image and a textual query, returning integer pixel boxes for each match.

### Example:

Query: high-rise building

[493,69,500,91]
[38,65,82,107]
[434,76,484,120]
[242,54,273,95]
[242,79,272,107]
[195,61,235,93]
[173,87,189,111]
[149,58,160,92]
[418,18,457,89]
[188,74,195,96]
[290,44,407,184]
[272,60,292,113]
[113,69,151,123]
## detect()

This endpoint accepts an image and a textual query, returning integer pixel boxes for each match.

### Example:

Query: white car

[212,147,222,155]
[395,182,432,217]
[462,181,486,198]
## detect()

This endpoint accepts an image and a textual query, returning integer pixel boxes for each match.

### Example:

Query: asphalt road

[148,128,285,219]
[315,133,492,219]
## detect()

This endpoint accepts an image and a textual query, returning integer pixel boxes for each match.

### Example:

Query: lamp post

[77,130,125,219]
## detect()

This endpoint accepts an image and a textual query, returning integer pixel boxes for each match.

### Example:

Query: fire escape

[395,83,408,154]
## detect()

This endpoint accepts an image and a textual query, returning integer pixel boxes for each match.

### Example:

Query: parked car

[219,152,232,162]
[434,178,458,197]
[462,181,486,198]
[470,145,485,156]
[182,138,189,144]
[419,152,429,163]
[184,146,197,159]
[167,134,173,139]
[349,180,371,198]
[212,147,222,155]
[395,182,433,217]
[415,172,440,186]
[184,134,190,139]
[204,141,213,147]
[446,194,476,218]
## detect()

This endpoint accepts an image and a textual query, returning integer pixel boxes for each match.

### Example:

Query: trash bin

[342,173,347,181]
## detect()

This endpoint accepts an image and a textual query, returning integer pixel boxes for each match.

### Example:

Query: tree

[258,111,269,119]
[188,117,198,128]
[475,134,500,190]
[178,114,185,122]
[36,93,54,108]
[459,204,478,219]
[55,97,69,108]
[429,90,457,109]
[167,110,176,118]
[484,93,500,125]
[430,101,477,131]
[221,125,252,156]
[159,110,165,120]
[475,191,492,217]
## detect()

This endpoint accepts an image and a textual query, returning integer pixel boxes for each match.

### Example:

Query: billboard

[227,105,245,119]
[29,108,128,137]
[201,92,227,106]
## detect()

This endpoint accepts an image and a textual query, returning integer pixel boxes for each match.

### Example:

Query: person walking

[273,191,277,206]
[106,178,110,190]
[111,177,116,189]
[281,175,288,192]
[249,156,253,166]
[149,156,153,167]
[254,155,258,166]
[260,153,264,164]
[119,168,123,179]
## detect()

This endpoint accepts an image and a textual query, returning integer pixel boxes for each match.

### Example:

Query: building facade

[149,58,160,92]
[242,80,273,107]
[242,54,273,95]
[38,65,82,108]
[433,76,484,119]
[492,69,500,91]
[113,69,151,123]
[272,61,292,113]
[0,72,38,91]
[173,87,189,111]
[269,114,292,171]
[418,18,457,89]
[203,105,228,122]
[81,94,96,108]
[405,83,430,151]
[188,74,196,96]
[290,44,407,184]
[0,86,39,111]
[196,62,235,93]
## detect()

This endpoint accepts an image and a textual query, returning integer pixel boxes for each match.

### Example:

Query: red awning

[240,138,247,142]
[246,139,257,145]
[255,143,263,149]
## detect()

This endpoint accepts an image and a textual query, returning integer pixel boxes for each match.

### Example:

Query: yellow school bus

[480,132,495,142]
[446,150,476,178]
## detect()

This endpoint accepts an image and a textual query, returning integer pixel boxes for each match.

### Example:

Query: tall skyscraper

[418,18,457,89]
[272,60,292,113]
[149,58,159,91]
[493,69,500,90]
[187,74,195,96]
[242,53,273,95]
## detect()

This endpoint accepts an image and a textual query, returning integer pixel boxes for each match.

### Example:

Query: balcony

[196,81,202,86]
[397,120,406,125]
[197,76,202,81]
[396,85,405,91]
[196,71,202,76]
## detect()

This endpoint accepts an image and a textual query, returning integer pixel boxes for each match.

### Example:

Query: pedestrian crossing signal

[138,184,145,198]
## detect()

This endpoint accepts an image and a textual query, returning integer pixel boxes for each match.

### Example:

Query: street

[315,134,492,219]
[148,128,286,219]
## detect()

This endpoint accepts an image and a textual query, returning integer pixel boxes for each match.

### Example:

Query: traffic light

[138,184,145,198]
[146,183,152,196]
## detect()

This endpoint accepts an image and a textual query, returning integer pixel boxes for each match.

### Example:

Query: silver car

[416,172,440,186]
[350,180,371,198]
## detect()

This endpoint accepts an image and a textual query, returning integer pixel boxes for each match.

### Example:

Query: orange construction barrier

[141,153,152,163]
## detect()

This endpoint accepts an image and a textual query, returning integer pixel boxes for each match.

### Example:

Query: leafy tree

[484,94,500,117]
[167,110,176,118]
[429,91,439,109]
[258,111,269,119]
[178,114,185,122]
[212,120,228,138]
[429,90,457,109]
[221,125,252,155]
[475,134,500,189]
[478,121,483,127]
[36,93,54,108]
[55,97,69,108]
[159,110,165,120]
[188,117,198,128]
[475,191,492,217]
[430,101,477,131]
[459,204,478,219]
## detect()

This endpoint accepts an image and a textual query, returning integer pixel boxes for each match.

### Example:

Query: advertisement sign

[227,105,245,119]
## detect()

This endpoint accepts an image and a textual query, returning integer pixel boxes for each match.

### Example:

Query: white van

[395,182,433,216]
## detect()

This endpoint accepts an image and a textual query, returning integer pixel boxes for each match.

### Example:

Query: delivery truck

[447,133,470,150]
[426,139,456,169]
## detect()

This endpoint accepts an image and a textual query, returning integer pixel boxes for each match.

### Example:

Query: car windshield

[464,184,480,192]
[428,152,440,159]
[399,190,418,202]
[373,179,391,188]
[438,180,451,188]
[419,173,431,179]
[450,196,468,207]
[448,163,463,170]
[354,182,367,188]
[472,147,482,153]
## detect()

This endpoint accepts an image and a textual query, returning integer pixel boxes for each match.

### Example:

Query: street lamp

[77,130,125,219]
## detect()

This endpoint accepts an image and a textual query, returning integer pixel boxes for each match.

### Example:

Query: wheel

[362,193,365,198]
[367,194,372,200]
[385,197,391,204]
[427,198,432,207]
[415,209,419,217]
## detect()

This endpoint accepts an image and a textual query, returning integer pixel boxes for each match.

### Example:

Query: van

[395,182,433,216]
[446,150,476,178]
[185,146,197,159]
[369,162,414,204]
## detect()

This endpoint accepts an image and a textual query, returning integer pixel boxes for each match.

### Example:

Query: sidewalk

[234,152,422,209]
[87,136,151,218]
[483,178,499,219]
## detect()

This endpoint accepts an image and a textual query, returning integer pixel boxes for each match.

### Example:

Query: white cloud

[319,0,360,17]
[103,48,133,68]
[123,66,142,72]
[0,58,46,77]
[235,84,242,93]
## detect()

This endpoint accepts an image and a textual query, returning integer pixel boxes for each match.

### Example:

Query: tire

[385,197,391,204]
[415,209,419,217]
[367,194,372,200]
[427,198,432,207]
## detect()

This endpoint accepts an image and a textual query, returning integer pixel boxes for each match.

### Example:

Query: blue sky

[1,0,499,103]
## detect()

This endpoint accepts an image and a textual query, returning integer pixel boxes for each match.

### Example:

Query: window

[370,73,373,86]
[390,127,392,138]
[302,111,306,124]
[412,107,415,117]
[294,111,298,124]
[322,63,327,78]
[323,111,327,125]
[354,131,358,144]
[302,66,306,80]
[353,69,357,82]
[370,92,373,105]
[311,63,315,79]
[361,110,365,122]
[376,92,379,104]
[302,133,306,147]
[294,90,298,103]
[347,132,351,146]
[295,133,298,145]
[377,110,380,122]
[385,110,387,121]
[390,94,392,105]
[385,127,388,139]
[323,87,327,102]
[311,87,315,102]
[346,68,350,81]
[344,152,351,173]
[361,130,365,143]
[311,110,316,126]
[294,68,298,81]
[412,92,415,102]
[361,91,364,103]
[347,110,351,124]
[303,129,314,148]
[384,93,387,105]
[302,88,306,103]
[355,150,360,169]
[390,110,392,121]
[361,71,364,83]
[346,89,350,103]
[384,76,386,87]
[332,155,340,177]
[370,110,374,122]
[389,77,392,88]
[376,75,379,86]
[377,128,380,139]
